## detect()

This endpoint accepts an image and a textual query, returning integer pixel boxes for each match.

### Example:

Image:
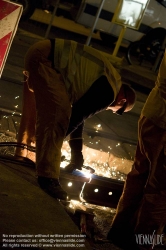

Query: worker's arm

[64,75,114,172]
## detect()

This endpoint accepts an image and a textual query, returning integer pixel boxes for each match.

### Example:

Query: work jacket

[142,50,166,129]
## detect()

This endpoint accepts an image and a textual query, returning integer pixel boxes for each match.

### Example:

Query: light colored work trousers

[15,76,36,157]
[22,40,71,179]
[111,115,166,246]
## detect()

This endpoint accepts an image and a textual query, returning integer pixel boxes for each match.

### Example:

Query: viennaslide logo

[135,230,164,249]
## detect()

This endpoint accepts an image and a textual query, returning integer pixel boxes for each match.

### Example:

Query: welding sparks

[60,141,133,181]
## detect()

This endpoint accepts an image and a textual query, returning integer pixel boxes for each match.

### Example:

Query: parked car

[10,0,166,64]
[73,0,166,46]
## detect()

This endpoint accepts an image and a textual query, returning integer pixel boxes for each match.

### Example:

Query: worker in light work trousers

[107,50,166,250]
[15,38,136,201]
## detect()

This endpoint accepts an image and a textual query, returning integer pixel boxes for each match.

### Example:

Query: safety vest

[54,39,122,104]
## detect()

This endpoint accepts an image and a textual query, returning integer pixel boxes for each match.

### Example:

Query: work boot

[38,176,69,201]
[64,139,84,173]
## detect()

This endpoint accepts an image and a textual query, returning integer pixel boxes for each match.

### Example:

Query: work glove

[63,139,95,174]
[64,138,84,172]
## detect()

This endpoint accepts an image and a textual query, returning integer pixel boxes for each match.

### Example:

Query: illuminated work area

[1,0,162,249]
